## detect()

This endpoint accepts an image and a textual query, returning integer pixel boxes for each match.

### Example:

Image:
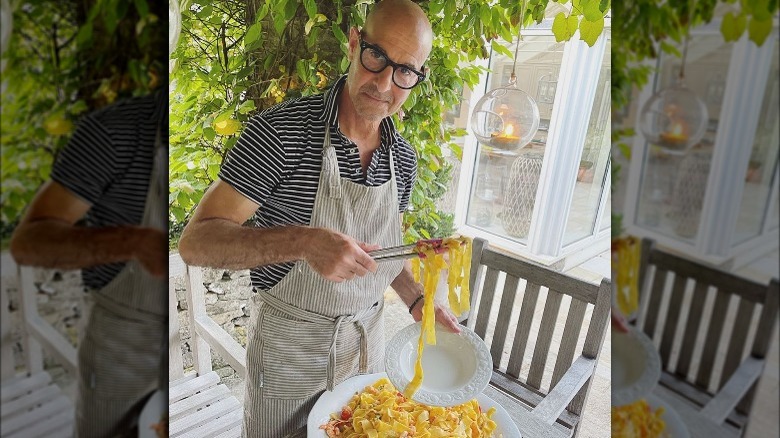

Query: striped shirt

[219,75,418,291]
[51,90,167,289]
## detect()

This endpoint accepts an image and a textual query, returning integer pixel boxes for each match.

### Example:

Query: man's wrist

[408,294,424,314]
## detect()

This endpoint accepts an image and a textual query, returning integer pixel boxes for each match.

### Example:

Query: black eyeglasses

[358,34,426,90]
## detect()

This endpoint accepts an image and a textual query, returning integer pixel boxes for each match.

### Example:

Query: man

[9,89,167,437]
[178,0,460,435]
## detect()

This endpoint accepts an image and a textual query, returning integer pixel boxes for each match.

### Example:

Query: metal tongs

[368,238,445,262]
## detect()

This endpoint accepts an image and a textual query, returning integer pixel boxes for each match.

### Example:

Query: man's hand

[303,228,379,282]
[611,309,630,333]
[411,300,461,334]
[134,228,167,278]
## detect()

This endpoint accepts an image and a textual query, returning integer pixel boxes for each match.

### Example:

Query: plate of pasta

[307,372,521,437]
[385,321,492,407]
[611,395,688,438]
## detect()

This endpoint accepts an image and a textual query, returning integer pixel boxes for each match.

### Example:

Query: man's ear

[347,27,360,57]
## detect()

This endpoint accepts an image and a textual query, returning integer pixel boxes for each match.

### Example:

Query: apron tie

[327,315,346,390]
[255,289,378,390]
[355,319,368,374]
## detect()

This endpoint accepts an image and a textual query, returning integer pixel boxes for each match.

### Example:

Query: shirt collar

[321,74,400,150]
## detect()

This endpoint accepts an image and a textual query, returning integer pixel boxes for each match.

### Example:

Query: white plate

[385,321,492,407]
[646,394,690,438]
[612,326,662,407]
[306,372,521,437]
[138,389,165,438]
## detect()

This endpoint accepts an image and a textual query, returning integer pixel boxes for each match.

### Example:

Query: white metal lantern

[638,81,708,154]
[169,0,182,56]
[471,82,540,151]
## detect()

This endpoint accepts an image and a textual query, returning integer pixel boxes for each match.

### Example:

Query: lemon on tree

[43,113,73,136]
[214,119,241,136]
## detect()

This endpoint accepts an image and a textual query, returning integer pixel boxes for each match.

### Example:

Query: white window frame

[453,21,611,268]
[623,22,779,268]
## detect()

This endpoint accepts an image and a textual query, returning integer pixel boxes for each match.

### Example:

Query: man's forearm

[178,218,312,270]
[390,261,424,307]
[10,220,150,270]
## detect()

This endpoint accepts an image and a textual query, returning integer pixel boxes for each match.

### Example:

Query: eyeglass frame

[357,31,427,90]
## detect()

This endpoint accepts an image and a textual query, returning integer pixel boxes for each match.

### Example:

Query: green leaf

[720,12,746,42]
[579,16,604,47]
[332,23,347,44]
[567,14,579,36]
[238,99,256,114]
[582,0,606,21]
[284,0,298,21]
[747,16,772,46]
[76,23,93,47]
[479,5,491,25]
[303,0,317,20]
[256,4,269,22]
[203,127,216,141]
[134,0,149,17]
[552,12,570,42]
[751,0,772,21]
[490,40,514,59]
[659,40,682,57]
[245,22,262,47]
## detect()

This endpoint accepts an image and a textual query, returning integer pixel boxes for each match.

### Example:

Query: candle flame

[504,123,514,136]
[668,120,687,138]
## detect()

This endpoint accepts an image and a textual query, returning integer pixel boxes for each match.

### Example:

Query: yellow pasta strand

[412,257,421,283]
[611,398,667,438]
[403,330,426,398]
[613,236,640,316]
[403,236,473,399]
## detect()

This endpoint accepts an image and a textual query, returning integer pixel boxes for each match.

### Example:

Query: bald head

[364,0,433,59]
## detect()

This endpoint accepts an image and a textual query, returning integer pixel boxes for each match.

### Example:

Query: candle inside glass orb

[491,123,521,148]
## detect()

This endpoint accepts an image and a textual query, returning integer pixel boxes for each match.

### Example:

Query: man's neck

[336,85,382,146]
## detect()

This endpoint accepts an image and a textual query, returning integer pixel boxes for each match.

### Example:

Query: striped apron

[242,128,405,437]
[75,128,167,437]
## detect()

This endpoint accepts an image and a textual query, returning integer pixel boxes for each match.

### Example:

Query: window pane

[564,33,611,245]
[635,36,733,243]
[732,44,779,244]
[465,36,564,244]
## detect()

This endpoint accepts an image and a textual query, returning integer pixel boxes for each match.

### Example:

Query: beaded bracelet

[408,295,425,314]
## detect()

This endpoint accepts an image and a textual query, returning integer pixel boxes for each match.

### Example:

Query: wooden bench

[464,238,611,437]
[635,238,779,437]
[169,254,244,437]
[1,264,76,438]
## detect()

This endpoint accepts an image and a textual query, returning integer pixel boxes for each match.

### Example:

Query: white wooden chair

[635,238,779,437]
[1,263,76,438]
[463,238,611,437]
[168,254,244,438]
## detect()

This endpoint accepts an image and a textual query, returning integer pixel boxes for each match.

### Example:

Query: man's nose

[375,66,394,93]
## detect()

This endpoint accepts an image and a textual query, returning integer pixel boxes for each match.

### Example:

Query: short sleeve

[50,114,117,205]
[218,116,286,208]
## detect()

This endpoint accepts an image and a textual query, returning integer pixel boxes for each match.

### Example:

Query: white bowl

[385,321,492,407]
[612,326,662,407]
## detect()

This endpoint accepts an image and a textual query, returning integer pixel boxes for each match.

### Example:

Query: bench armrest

[532,356,596,424]
[700,356,764,424]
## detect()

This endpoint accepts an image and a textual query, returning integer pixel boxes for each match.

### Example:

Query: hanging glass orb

[169,0,182,57]
[470,82,540,151]
[638,82,708,155]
